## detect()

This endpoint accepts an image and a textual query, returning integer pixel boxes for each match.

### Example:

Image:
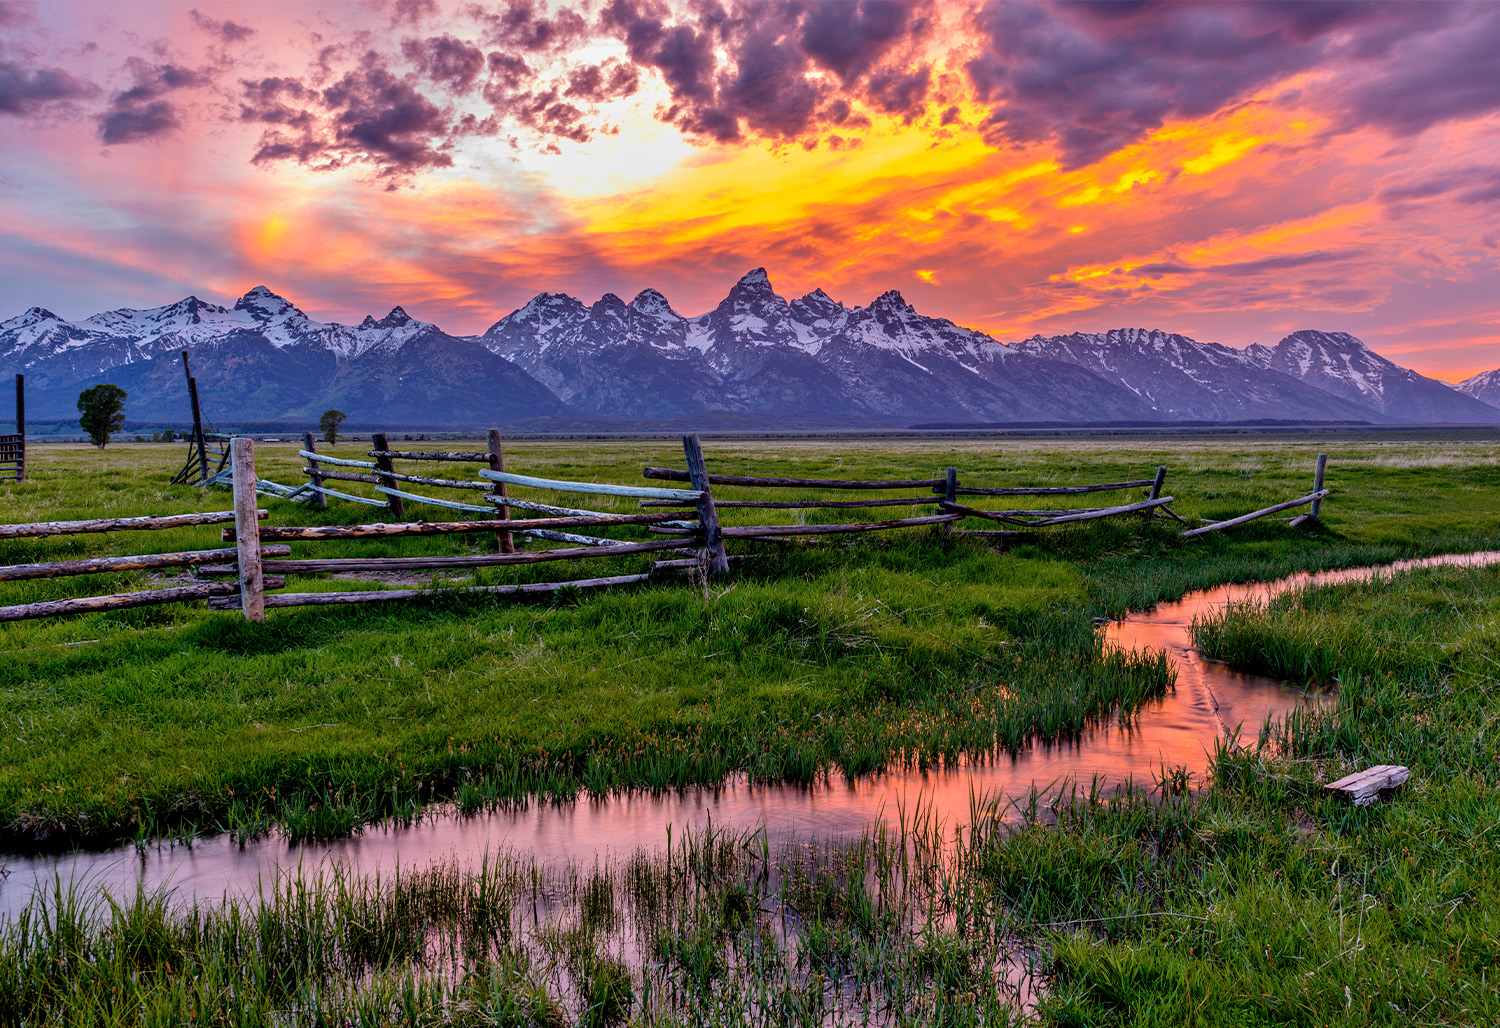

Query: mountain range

[3,270,1497,429]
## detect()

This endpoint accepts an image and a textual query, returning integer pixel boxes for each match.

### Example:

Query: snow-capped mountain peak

[233,285,304,323]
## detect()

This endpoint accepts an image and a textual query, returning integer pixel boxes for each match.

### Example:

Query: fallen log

[227,511,696,542]
[1326,765,1409,806]
[941,496,1174,526]
[1182,489,1329,539]
[948,479,1155,497]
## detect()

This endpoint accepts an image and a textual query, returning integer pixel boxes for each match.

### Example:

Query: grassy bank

[1,434,1497,848]
[4,560,1498,1025]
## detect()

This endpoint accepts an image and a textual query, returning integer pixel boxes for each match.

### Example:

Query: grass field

[1,433,1496,848]
[2,431,1499,1024]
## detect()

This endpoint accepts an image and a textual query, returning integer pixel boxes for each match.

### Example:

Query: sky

[2,0,1498,380]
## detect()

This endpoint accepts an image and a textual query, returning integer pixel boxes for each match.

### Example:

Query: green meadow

[1,431,1498,1024]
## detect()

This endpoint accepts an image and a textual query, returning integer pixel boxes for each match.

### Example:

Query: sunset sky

[2,0,1498,379]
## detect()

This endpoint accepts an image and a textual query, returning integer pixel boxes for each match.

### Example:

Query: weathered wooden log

[302,483,388,506]
[303,466,383,485]
[949,479,1156,497]
[295,450,377,469]
[307,466,490,490]
[683,434,729,575]
[1147,466,1167,502]
[184,355,208,485]
[1181,489,1330,539]
[720,513,962,538]
[1309,453,1327,518]
[1325,765,1409,806]
[302,432,328,510]
[0,582,240,622]
[481,469,703,502]
[207,571,654,610]
[261,538,687,574]
[0,545,290,582]
[228,511,695,542]
[0,510,262,540]
[366,449,493,462]
[487,429,514,554]
[942,496,1174,526]
[372,485,494,513]
[371,434,403,520]
[232,437,265,622]
[644,466,944,490]
[521,528,626,547]
[486,495,615,518]
[639,496,934,509]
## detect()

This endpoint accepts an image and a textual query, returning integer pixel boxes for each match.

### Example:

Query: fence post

[303,431,327,510]
[232,436,265,622]
[371,432,403,520]
[1310,453,1327,518]
[487,428,515,553]
[1144,465,1167,521]
[682,433,729,575]
[944,466,958,533]
[182,351,209,484]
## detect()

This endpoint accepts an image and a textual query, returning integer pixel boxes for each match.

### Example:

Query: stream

[3,550,1497,921]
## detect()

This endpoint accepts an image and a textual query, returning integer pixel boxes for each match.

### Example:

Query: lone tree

[319,409,347,445]
[78,384,127,448]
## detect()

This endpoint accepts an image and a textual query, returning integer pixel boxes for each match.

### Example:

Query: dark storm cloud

[564,59,639,103]
[598,0,934,144]
[188,9,255,43]
[466,1,590,51]
[98,59,209,143]
[247,59,457,175]
[964,0,1472,167]
[401,34,486,92]
[0,60,98,115]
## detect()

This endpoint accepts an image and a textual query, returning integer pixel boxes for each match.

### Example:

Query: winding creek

[3,550,1498,922]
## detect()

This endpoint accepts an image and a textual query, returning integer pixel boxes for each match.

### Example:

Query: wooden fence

[1,436,1332,623]
[1,374,24,484]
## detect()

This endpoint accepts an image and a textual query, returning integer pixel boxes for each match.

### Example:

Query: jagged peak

[628,288,680,319]
[591,292,628,313]
[1278,329,1367,350]
[23,306,62,322]
[378,306,413,326]
[233,285,301,320]
[870,289,912,312]
[359,315,379,329]
[737,267,771,289]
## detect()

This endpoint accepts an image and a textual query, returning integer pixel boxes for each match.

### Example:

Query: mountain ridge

[4,271,1496,428]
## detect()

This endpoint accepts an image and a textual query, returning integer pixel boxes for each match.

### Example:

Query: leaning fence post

[232,436,265,622]
[487,428,514,554]
[944,466,958,533]
[682,433,729,575]
[1310,453,1327,518]
[1145,465,1167,521]
[371,432,403,520]
[302,431,327,510]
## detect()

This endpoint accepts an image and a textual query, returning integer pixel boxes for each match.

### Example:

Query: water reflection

[4,550,1497,919]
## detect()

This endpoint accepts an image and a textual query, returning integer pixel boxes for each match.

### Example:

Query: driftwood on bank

[0,545,289,582]
[1182,489,1330,539]
[0,510,262,540]
[0,582,240,622]
[644,466,944,490]
[1325,765,1409,806]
